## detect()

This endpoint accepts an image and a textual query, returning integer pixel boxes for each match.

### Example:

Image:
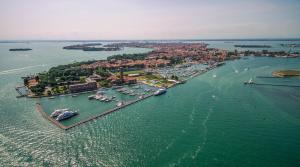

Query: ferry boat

[56,111,78,121]
[154,88,167,96]
[50,108,69,118]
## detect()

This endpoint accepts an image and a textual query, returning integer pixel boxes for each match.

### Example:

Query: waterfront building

[69,81,97,93]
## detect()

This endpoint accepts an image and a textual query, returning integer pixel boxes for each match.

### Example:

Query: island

[9,48,32,51]
[63,43,120,51]
[234,45,271,48]
[18,42,300,98]
[272,70,300,77]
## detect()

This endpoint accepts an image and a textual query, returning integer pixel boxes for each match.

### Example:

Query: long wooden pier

[36,93,154,130]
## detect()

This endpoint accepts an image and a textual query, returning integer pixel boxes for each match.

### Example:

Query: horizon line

[1,38,300,43]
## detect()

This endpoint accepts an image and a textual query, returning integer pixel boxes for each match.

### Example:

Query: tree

[23,78,29,86]
[35,75,39,82]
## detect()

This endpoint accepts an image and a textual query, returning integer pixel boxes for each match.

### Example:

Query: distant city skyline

[0,0,300,40]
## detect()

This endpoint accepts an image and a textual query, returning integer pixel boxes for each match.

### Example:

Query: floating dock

[36,93,154,130]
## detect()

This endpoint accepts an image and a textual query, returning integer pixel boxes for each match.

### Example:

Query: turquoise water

[0,41,300,166]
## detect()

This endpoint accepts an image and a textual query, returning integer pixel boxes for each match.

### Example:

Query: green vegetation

[99,80,111,88]
[107,53,148,61]
[170,57,183,65]
[114,70,144,75]
[95,67,110,77]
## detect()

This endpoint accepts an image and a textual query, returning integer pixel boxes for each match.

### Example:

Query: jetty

[36,93,154,130]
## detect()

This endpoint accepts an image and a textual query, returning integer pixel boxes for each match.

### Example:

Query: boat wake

[0,64,47,75]
[192,108,213,159]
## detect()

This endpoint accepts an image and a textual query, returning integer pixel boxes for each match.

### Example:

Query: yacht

[56,111,78,121]
[154,88,167,96]
[50,108,69,118]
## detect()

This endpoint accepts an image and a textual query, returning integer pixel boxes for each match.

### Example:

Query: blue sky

[0,0,300,40]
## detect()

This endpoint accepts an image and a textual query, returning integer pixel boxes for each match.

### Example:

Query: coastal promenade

[36,93,154,130]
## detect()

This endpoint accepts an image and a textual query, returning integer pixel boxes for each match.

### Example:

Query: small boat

[56,110,78,121]
[244,78,254,85]
[139,95,144,99]
[72,94,77,97]
[154,88,167,96]
[213,74,217,78]
[88,95,95,100]
[100,97,107,101]
[116,101,124,107]
[129,93,136,96]
[50,108,69,118]
[48,96,55,99]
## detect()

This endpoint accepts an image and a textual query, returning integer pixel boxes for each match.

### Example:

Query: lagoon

[0,41,300,166]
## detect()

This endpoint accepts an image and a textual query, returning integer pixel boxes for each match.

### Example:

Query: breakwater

[36,93,154,130]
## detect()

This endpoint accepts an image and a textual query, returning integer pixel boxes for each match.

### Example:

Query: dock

[36,93,154,130]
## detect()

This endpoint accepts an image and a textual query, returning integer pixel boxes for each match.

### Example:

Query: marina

[36,92,155,130]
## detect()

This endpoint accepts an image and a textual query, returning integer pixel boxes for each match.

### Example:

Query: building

[69,81,97,93]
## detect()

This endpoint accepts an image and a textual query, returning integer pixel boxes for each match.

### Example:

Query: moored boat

[56,110,78,121]
[50,108,69,118]
[154,88,167,96]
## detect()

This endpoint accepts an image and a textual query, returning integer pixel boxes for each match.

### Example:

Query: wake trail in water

[192,108,212,159]
[0,64,47,75]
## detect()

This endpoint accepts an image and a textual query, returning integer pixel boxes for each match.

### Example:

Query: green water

[0,41,300,166]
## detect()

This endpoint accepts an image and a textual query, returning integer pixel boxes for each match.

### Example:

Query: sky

[0,0,300,40]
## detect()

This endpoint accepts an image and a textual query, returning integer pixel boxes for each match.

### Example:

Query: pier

[36,93,154,130]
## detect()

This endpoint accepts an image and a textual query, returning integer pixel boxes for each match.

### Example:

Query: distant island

[63,43,120,51]
[234,45,271,48]
[272,70,300,77]
[280,44,300,47]
[9,48,32,51]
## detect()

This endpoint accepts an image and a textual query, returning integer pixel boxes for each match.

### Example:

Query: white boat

[116,101,124,107]
[244,78,254,84]
[154,88,167,96]
[88,95,95,100]
[50,108,69,118]
[56,110,78,121]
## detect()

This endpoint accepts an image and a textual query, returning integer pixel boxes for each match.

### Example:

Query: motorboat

[154,88,167,96]
[56,110,78,121]
[50,108,69,118]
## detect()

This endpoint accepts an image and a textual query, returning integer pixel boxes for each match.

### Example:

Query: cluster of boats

[50,108,78,121]
[88,90,116,102]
